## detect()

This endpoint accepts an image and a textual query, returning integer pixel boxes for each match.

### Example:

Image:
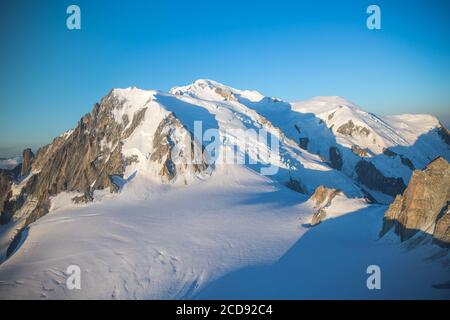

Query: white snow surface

[0,80,449,299]
[170,79,265,103]
[2,165,448,299]
[0,165,307,299]
[197,204,450,299]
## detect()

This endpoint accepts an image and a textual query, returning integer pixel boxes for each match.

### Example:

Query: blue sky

[0,0,449,157]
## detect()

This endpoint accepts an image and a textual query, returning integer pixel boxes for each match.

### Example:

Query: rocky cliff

[380,157,450,247]
[355,160,406,198]
[309,185,342,226]
[0,89,210,256]
[20,149,34,177]
[0,170,13,224]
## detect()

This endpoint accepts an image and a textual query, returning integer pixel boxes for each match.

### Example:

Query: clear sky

[0,0,449,157]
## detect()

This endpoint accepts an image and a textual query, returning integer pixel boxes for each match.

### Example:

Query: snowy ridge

[293,97,411,154]
[170,79,265,103]
[110,80,448,199]
[167,82,363,197]
[109,87,209,185]
[0,79,449,299]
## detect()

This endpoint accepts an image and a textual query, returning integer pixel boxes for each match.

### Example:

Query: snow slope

[0,165,307,299]
[292,96,409,154]
[290,96,450,179]
[167,81,363,197]
[237,93,449,201]
[2,167,448,299]
[197,204,450,299]
[0,79,448,299]
[109,87,209,184]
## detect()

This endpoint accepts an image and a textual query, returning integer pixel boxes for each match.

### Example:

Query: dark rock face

[400,155,415,170]
[298,137,309,150]
[2,92,142,230]
[355,160,406,198]
[380,157,450,247]
[434,203,450,245]
[285,177,305,194]
[8,95,127,227]
[150,113,208,182]
[20,148,34,177]
[72,189,94,204]
[361,189,377,204]
[382,148,414,170]
[327,111,336,121]
[122,107,147,139]
[438,126,450,146]
[2,91,210,256]
[329,147,343,170]
[383,148,397,157]
[0,170,13,224]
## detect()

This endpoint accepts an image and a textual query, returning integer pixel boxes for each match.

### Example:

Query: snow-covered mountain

[0,79,448,299]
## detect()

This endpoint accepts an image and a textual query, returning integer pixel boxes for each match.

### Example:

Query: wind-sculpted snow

[0,166,307,299]
[197,205,450,299]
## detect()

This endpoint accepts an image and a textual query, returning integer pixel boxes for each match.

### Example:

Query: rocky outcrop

[20,148,34,177]
[351,145,368,157]
[2,90,210,250]
[355,160,406,198]
[4,94,127,228]
[438,125,450,145]
[400,155,415,170]
[151,113,208,182]
[298,137,309,150]
[310,208,326,226]
[380,157,450,247]
[383,148,397,157]
[336,120,370,137]
[285,177,305,194]
[434,204,450,245]
[0,170,13,224]
[329,147,343,170]
[382,148,415,170]
[327,111,336,121]
[214,87,237,101]
[310,185,341,207]
[309,185,341,225]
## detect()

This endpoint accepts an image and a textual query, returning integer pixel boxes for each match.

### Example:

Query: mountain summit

[0,80,449,299]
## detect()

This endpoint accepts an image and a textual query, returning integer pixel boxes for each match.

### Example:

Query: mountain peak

[170,79,265,103]
[193,78,224,87]
[292,96,360,114]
